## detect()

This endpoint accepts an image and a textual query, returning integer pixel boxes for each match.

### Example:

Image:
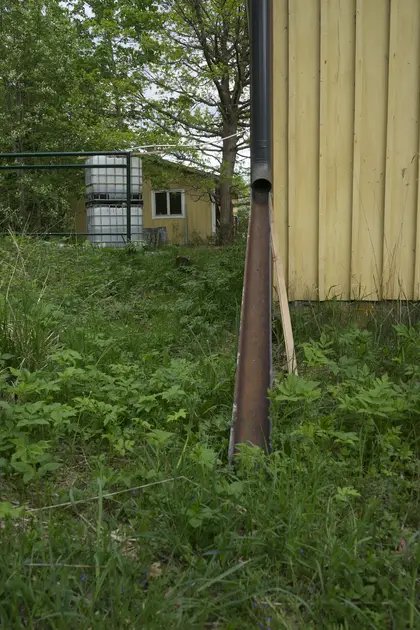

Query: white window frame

[152,189,186,219]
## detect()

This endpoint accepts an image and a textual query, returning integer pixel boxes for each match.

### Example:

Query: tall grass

[0,236,418,629]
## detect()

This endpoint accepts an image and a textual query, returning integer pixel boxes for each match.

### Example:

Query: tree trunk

[218,126,237,244]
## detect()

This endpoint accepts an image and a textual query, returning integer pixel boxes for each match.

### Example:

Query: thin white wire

[127,132,244,153]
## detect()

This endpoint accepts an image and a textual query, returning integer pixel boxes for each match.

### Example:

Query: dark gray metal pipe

[248,0,272,190]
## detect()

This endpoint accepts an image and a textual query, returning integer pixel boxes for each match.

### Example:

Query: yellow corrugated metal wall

[272,0,420,300]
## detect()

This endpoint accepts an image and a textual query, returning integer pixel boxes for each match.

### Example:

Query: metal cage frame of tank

[0,150,141,245]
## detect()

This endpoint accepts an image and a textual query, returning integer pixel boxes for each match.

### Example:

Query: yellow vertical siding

[142,179,185,244]
[288,0,320,300]
[272,0,420,301]
[184,190,213,242]
[351,0,389,299]
[319,0,355,300]
[142,179,213,245]
[272,0,289,286]
[382,0,420,299]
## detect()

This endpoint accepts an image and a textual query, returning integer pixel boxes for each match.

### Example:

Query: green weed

[0,237,418,629]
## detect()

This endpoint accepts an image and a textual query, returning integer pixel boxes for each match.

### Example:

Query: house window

[152,190,185,218]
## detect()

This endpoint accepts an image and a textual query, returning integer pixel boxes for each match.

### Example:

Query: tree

[70,0,250,243]
[0,0,250,236]
[0,0,133,230]
[70,0,159,133]
[144,0,250,243]
[89,0,250,243]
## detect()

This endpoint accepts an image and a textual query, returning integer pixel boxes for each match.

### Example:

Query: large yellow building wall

[272,0,420,301]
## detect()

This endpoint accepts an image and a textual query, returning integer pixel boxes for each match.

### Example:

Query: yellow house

[141,155,217,244]
[272,0,420,301]
[75,155,218,245]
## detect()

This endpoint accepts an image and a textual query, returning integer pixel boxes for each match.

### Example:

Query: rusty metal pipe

[230,188,272,454]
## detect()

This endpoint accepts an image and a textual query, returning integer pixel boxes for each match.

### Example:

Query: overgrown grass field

[0,237,418,629]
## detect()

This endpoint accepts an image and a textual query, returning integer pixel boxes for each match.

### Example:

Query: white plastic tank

[86,205,143,249]
[85,156,142,201]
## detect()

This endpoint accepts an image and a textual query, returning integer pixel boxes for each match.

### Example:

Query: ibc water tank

[85,156,142,202]
[86,205,143,249]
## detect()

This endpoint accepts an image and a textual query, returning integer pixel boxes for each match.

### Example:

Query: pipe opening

[252,178,272,194]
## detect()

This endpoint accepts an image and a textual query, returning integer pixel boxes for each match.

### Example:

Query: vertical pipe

[249,0,272,188]
[230,188,272,453]
[126,152,132,243]
[230,0,272,456]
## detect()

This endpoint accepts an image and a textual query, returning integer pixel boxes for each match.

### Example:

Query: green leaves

[10,438,61,483]
[0,501,23,518]
[334,486,361,502]
[0,241,419,629]
[49,349,83,367]
[183,504,217,529]
[271,323,420,479]
[189,444,220,470]
[10,459,62,483]
[167,408,187,423]
[336,376,405,418]
[146,429,175,447]
[302,338,339,374]
[0,0,138,231]
[273,374,321,403]
[225,480,244,498]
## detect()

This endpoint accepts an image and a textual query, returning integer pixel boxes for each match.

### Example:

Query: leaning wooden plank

[270,196,298,375]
